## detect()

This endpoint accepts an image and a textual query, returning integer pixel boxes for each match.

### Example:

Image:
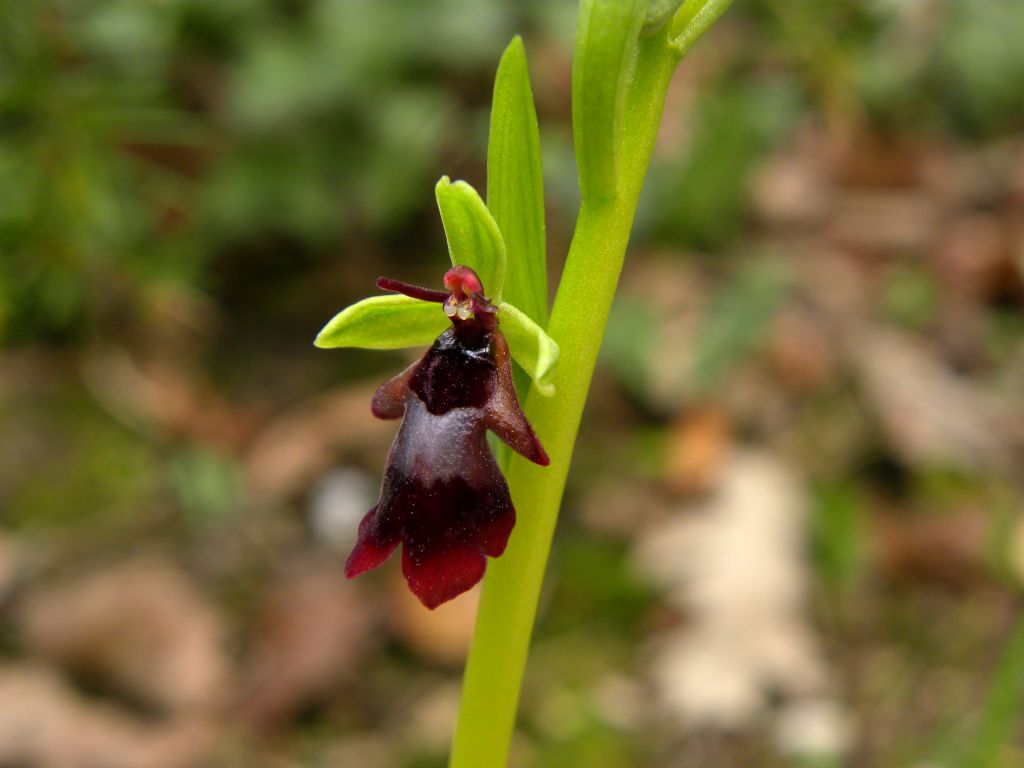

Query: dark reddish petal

[371,364,415,420]
[475,504,516,558]
[485,329,549,466]
[342,270,551,609]
[409,327,493,413]
[402,543,486,609]
[376,276,449,303]
[344,508,400,578]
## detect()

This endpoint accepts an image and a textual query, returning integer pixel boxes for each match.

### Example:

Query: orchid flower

[316,178,559,608]
[343,267,548,608]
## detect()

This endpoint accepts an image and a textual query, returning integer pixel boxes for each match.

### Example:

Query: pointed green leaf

[498,301,559,397]
[572,0,647,201]
[435,176,506,301]
[314,294,447,349]
[668,0,733,58]
[487,36,548,327]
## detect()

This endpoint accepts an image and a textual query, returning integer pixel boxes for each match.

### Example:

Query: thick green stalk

[449,35,680,768]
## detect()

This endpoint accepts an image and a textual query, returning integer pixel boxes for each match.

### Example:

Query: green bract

[314,287,559,397]
[668,0,734,57]
[496,302,559,397]
[487,37,548,327]
[314,294,446,350]
[572,0,647,201]
[435,177,506,301]
[317,164,559,394]
[642,0,686,36]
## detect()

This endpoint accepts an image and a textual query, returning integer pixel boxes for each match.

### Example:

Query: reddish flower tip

[344,510,399,578]
[443,265,483,299]
[402,545,485,610]
[344,268,548,609]
[376,276,449,304]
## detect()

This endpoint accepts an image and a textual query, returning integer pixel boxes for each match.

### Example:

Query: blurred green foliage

[686,258,791,393]
[4,0,1022,343]
[945,617,1024,768]
[0,0,548,342]
[1,387,160,532]
[810,482,868,592]
[642,81,799,248]
[880,263,941,331]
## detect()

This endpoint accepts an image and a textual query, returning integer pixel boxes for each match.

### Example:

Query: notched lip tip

[414,584,471,610]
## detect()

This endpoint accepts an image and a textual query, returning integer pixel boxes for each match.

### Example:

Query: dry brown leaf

[871,509,990,587]
[765,308,836,394]
[244,382,391,499]
[577,479,667,539]
[854,330,1015,472]
[664,405,732,495]
[81,350,257,451]
[828,191,940,255]
[825,129,931,188]
[15,558,230,714]
[934,214,1015,302]
[238,557,374,729]
[0,664,215,768]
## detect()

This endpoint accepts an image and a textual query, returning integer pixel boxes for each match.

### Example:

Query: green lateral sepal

[314,294,448,350]
[499,301,559,397]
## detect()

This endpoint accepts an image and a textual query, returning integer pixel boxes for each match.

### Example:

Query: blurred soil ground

[2,2,1024,766]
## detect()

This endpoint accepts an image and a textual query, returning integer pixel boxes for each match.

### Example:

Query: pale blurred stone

[593,674,648,730]
[775,698,854,758]
[751,149,831,228]
[408,682,461,753]
[855,329,1014,471]
[309,467,376,552]
[637,451,835,731]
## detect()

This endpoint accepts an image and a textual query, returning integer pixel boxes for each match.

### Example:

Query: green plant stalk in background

[451,3,732,765]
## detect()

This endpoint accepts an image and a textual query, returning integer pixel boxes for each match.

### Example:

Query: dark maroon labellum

[345,266,549,609]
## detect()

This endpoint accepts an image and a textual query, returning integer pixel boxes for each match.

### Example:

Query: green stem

[449,35,680,768]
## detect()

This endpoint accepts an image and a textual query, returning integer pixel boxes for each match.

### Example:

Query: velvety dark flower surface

[346,267,548,609]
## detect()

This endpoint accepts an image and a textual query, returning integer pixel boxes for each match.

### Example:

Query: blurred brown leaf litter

[3,0,1024,766]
